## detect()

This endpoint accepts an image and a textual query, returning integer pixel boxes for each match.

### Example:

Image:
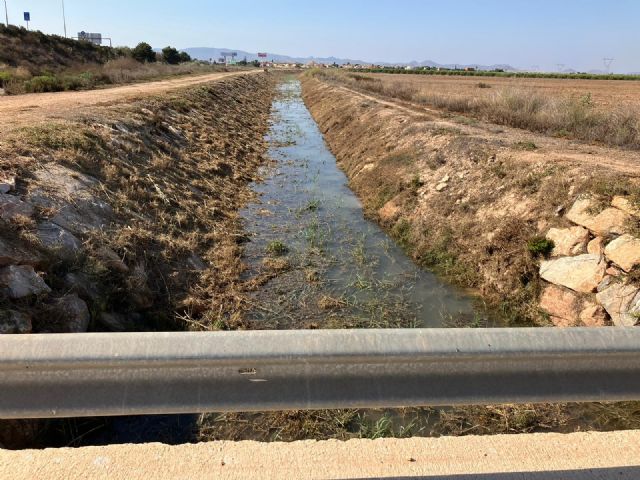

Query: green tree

[162,46,181,65]
[132,42,156,63]
[178,51,192,63]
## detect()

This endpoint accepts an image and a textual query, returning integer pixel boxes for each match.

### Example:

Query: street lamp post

[61,0,67,37]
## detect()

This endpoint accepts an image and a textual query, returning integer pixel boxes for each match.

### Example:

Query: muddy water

[241,79,483,328]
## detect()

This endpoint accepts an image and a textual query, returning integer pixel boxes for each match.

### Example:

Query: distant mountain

[182,47,367,65]
[181,47,517,71]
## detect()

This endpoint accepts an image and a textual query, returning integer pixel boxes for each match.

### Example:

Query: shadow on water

[241,78,488,329]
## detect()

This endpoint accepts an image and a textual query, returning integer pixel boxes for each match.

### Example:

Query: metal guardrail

[1,328,639,419]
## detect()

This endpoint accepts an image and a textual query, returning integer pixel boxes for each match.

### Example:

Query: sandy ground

[333,83,640,176]
[2,431,640,479]
[0,70,260,134]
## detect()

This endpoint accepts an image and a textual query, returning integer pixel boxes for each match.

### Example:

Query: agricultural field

[316,70,640,150]
[360,72,640,110]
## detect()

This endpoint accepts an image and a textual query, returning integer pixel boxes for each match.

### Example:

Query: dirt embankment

[0,73,275,447]
[302,75,640,326]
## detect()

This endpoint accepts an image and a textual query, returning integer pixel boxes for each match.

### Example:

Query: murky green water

[241,79,483,328]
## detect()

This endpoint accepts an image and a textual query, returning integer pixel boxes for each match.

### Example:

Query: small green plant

[266,240,289,257]
[527,237,554,257]
[490,162,508,179]
[305,199,320,212]
[410,174,424,192]
[392,219,412,249]
[350,274,373,290]
[513,141,538,151]
[358,414,394,439]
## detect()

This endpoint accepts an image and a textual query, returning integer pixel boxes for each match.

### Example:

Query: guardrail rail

[1,328,639,419]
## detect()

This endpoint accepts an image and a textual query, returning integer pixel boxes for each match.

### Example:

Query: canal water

[241,78,481,329]
[46,78,629,448]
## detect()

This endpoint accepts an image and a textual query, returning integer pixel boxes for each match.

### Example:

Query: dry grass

[312,70,640,149]
[0,74,275,332]
[2,59,229,95]
[197,401,640,442]
[0,25,234,95]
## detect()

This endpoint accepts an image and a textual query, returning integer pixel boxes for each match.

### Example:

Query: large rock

[0,310,32,334]
[0,194,33,221]
[539,254,606,293]
[546,227,589,257]
[596,283,640,327]
[604,234,640,272]
[27,164,112,235]
[0,176,15,194]
[39,294,90,333]
[579,303,609,327]
[0,265,51,299]
[36,222,82,260]
[33,164,97,196]
[566,198,629,236]
[539,285,580,327]
[94,246,129,273]
[587,237,605,256]
[612,196,640,217]
[0,237,41,267]
[63,271,101,303]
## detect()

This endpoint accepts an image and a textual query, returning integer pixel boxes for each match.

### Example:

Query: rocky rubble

[539,196,640,327]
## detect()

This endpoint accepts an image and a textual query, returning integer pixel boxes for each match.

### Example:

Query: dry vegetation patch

[0,74,275,334]
[312,70,640,149]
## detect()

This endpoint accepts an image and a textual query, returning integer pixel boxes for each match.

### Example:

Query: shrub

[162,46,181,65]
[513,141,538,151]
[23,75,64,93]
[527,237,554,257]
[0,71,11,87]
[132,42,156,63]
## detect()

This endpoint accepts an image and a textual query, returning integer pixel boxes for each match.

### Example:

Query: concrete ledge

[2,431,640,479]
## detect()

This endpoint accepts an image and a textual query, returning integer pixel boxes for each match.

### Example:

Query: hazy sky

[6,0,639,72]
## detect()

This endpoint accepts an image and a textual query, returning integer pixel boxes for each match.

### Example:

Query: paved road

[2,430,639,479]
[0,70,259,134]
